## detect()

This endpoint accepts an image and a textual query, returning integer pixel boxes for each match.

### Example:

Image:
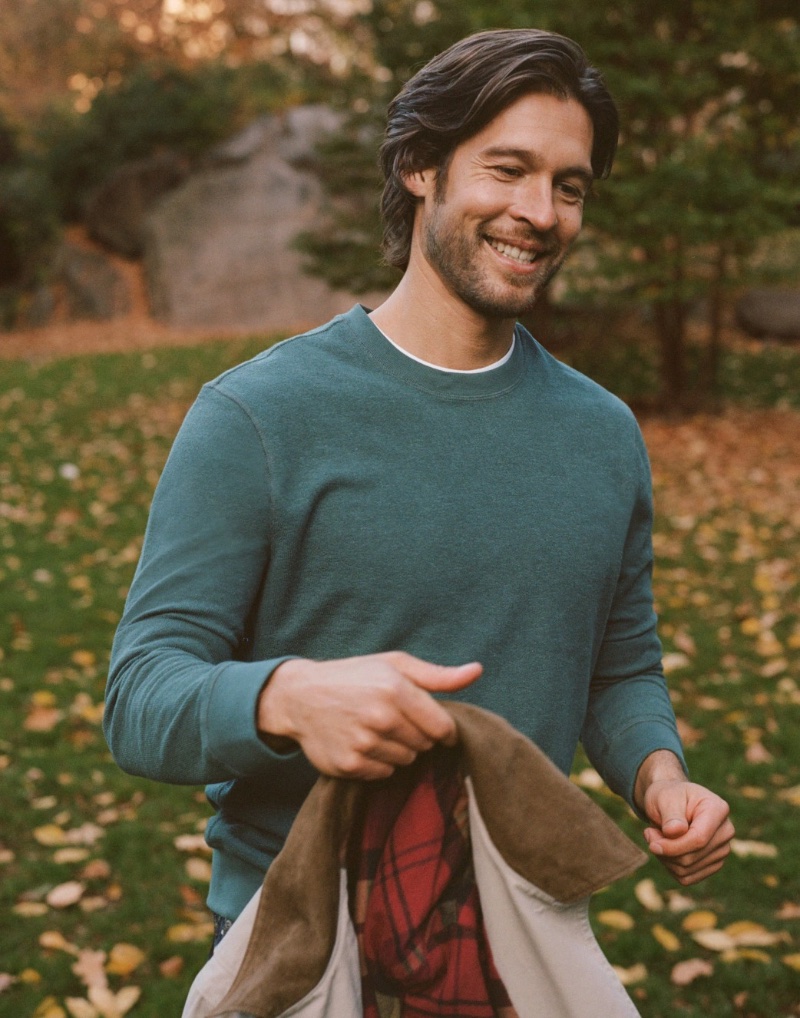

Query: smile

[486,238,542,265]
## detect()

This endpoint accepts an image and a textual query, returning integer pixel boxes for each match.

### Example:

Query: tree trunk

[702,244,729,395]
[654,297,687,406]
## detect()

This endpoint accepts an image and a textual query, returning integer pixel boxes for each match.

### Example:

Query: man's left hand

[635,751,734,885]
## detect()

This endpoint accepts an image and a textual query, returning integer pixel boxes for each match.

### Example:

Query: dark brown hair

[379,29,619,269]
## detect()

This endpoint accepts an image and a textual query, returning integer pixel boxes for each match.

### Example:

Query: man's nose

[509,179,558,233]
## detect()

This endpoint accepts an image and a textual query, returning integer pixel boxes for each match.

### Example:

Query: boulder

[58,241,131,320]
[144,106,384,333]
[735,288,800,341]
[86,151,189,258]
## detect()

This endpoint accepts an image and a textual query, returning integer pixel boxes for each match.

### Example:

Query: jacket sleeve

[580,424,687,813]
[103,383,302,786]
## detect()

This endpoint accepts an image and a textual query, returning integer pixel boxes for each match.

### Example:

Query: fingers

[386,651,483,693]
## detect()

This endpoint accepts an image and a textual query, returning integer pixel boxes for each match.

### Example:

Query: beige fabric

[182,703,647,1018]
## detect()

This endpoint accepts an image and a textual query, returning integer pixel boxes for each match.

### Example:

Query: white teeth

[489,239,537,264]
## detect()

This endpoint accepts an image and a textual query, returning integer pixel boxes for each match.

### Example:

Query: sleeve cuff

[204,656,302,777]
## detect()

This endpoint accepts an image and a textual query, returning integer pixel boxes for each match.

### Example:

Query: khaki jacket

[183,703,646,1018]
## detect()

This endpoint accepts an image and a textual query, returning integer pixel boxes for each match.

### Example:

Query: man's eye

[558,183,586,203]
[493,165,523,178]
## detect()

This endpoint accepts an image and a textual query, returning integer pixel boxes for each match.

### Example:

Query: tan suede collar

[212,703,646,1018]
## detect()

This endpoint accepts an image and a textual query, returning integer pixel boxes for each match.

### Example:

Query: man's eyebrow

[480,146,594,185]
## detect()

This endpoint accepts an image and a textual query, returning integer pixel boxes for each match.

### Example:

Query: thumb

[392,654,483,692]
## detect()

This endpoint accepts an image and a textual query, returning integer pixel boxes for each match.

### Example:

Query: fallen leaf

[776,903,800,920]
[185,857,212,882]
[612,963,648,986]
[731,839,778,858]
[81,859,111,881]
[159,956,184,978]
[782,954,800,971]
[778,786,800,808]
[33,997,66,1018]
[652,924,681,951]
[682,911,718,932]
[46,881,85,909]
[597,910,635,931]
[20,968,43,983]
[24,706,64,732]
[53,849,91,865]
[79,896,109,913]
[34,824,67,847]
[721,948,771,964]
[692,929,737,952]
[65,1000,99,1018]
[745,741,774,764]
[671,958,714,986]
[39,930,80,955]
[105,944,145,977]
[662,652,691,673]
[635,878,665,912]
[0,974,16,993]
[174,834,211,854]
[13,902,49,917]
[167,922,214,943]
[88,985,141,1018]
[724,920,788,947]
[73,950,108,992]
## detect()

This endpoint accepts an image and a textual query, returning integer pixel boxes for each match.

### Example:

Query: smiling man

[105,29,733,950]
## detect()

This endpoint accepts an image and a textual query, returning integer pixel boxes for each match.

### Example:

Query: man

[104,29,733,941]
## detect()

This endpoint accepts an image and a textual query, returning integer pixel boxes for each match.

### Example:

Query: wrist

[257,658,310,747]
[634,749,687,813]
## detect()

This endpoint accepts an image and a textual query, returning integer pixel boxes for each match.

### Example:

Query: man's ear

[401,168,435,198]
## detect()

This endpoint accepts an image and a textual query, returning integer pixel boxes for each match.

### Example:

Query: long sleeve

[580,426,687,810]
[104,385,299,785]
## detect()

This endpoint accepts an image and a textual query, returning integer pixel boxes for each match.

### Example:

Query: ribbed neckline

[348,304,528,399]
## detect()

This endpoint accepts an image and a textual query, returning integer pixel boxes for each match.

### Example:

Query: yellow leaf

[32,690,58,707]
[682,911,718,932]
[88,985,141,1018]
[167,922,214,943]
[173,834,211,854]
[105,944,145,977]
[33,997,66,1018]
[13,902,49,918]
[652,924,681,952]
[20,968,43,983]
[670,958,714,986]
[721,948,771,964]
[34,824,67,847]
[778,785,800,807]
[740,617,761,636]
[635,878,665,912]
[782,954,800,971]
[725,921,790,948]
[39,931,80,956]
[692,929,737,952]
[612,963,648,986]
[597,910,635,931]
[53,849,91,865]
[71,650,96,669]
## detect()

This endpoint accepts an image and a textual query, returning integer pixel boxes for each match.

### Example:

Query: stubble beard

[422,202,568,320]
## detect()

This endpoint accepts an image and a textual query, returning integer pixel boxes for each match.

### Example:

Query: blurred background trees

[1,0,798,402]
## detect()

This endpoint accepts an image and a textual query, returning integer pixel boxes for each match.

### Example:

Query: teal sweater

[105,305,685,920]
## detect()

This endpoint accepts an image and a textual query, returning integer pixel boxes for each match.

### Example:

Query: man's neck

[369,263,515,371]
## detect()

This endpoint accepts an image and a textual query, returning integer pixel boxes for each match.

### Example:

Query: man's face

[407,92,594,320]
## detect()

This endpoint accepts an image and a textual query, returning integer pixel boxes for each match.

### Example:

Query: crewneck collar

[349,305,527,400]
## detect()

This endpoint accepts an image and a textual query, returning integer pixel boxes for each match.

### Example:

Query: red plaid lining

[348,747,520,1018]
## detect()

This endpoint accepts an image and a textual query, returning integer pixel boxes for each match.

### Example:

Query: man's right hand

[256,651,483,780]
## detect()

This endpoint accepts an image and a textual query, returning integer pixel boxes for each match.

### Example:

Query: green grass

[1,335,798,1017]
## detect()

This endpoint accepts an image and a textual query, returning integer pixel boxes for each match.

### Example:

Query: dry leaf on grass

[597,910,635,931]
[651,924,681,952]
[105,944,145,977]
[635,878,665,912]
[612,963,648,986]
[88,985,141,1018]
[730,839,778,858]
[671,958,714,986]
[39,930,80,955]
[46,881,85,909]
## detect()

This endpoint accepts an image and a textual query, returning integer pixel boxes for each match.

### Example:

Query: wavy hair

[379,29,619,270]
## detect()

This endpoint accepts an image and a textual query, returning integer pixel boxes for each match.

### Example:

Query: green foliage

[36,62,242,221]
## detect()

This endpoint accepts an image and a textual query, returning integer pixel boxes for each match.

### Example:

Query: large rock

[58,241,131,320]
[86,151,189,258]
[736,288,800,341]
[144,106,383,333]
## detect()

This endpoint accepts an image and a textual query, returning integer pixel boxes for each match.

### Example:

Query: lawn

[1,333,798,1017]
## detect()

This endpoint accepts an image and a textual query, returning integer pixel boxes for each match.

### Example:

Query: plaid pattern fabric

[348,747,520,1018]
